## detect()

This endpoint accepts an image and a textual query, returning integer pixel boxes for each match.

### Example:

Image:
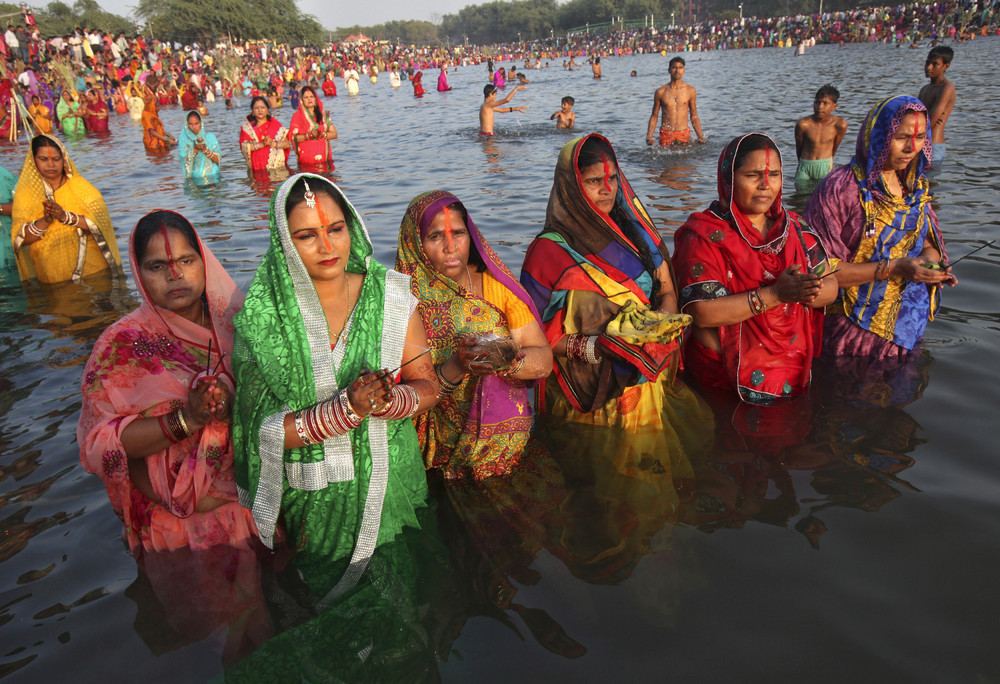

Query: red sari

[84,98,110,133]
[288,102,333,168]
[673,134,826,404]
[238,116,289,171]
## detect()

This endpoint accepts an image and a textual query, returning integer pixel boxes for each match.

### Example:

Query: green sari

[232,173,428,603]
[57,97,84,136]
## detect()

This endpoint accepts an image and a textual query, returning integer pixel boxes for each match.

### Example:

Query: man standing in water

[918,46,955,166]
[646,57,706,146]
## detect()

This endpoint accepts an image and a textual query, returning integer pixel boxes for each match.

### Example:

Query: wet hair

[576,136,662,309]
[561,95,575,106]
[31,134,62,156]
[285,176,350,219]
[732,134,781,172]
[483,84,497,98]
[669,56,685,68]
[815,84,839,102]
[246,95,271,123]
[300,85,321,123]
[133,211,201,266]
[927,45,954,64]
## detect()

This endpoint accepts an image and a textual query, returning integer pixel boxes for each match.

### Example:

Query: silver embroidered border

[316,269,413,609]
[252,409,288,548]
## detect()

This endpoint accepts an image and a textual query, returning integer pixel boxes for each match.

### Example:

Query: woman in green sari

[232,173,438,605]
[56,90,85,136]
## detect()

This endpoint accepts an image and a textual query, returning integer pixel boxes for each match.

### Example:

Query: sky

[95,0,472,32]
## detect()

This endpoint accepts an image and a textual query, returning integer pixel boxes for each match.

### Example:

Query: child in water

[794,84,847,191]
[550,96,576,129]
[479,83,527,136]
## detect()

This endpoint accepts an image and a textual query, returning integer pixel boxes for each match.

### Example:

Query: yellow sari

[11,135,121,283]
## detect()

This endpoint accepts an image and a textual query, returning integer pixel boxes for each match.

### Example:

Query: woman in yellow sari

[11,135,121,283]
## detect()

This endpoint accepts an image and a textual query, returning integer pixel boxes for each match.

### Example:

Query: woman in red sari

[238,95,290,171]
[82,89,109,133]
[288,86,337,169]
[321,70,337,97]
[673,133,838,405]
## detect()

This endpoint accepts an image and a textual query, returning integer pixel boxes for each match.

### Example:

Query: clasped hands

[346,368,396,417]
[186,376,231,428]
[771,265,822,304]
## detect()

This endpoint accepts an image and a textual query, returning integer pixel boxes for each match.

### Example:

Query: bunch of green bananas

[604,300,692,345]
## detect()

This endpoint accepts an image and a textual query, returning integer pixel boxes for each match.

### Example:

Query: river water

[1,39,998,682]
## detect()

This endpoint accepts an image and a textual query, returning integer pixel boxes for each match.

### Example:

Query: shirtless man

[645,57,706,146]
[794,84,848,189]
[479,84,527,136]
[918,46,955,166]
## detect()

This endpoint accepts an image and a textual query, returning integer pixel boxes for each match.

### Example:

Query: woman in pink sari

[77,210,258,556]
[288,85,337,169]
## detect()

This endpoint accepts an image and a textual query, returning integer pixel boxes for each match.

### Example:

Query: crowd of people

[0,0,976,670]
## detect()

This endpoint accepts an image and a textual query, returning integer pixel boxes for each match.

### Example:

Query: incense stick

[212,351,227,375]
[943,239,996,268]
[205,338,213,375]
[386,348,431,375]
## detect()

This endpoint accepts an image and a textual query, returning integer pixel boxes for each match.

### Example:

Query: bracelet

[435,363,463,395]
[498,354,526,377]
[747,288,767,316]
[158,413,180,444]
[372,384,420,419]
[175,407,193,437]
[339,389,363,425]
[874,258,891,281]
[27,220,47,238]
[566,333,599,363]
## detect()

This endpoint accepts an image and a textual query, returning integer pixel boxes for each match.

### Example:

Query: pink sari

[77,215,257,555]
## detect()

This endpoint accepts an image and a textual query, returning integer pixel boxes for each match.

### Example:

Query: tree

[135,0,325,45]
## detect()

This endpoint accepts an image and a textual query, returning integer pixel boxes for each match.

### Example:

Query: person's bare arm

[688,87,706,142]
[654,261,678,314]
[495,84,525,107]
[831,117,848,156]
[646,88,662,144]
[794,119,806,160]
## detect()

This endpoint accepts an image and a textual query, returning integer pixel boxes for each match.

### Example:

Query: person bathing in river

[479,84,527,136]
[805,95,956,361]
[673,133,838,403]
[646,57,706,146]
[794,84,848,191]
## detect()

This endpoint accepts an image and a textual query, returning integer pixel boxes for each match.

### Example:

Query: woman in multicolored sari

[11,134,122,283]
[520,134,712,480]
[673,133,838,404]
[77,210,256,555]
[805,95,956,360]
[178,110,221,184]
[396,190,552,480]
[288,85,337,169]
[238,96,291,171]
[232,174,439,604]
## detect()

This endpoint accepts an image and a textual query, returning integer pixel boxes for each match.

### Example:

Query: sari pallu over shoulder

[674,133,825,404]
[396,190,541,479]
[232,173,425,603]
[11,134,121,283]
[805,95,945,354]
[76,214,252,554]
[520,134,678,413]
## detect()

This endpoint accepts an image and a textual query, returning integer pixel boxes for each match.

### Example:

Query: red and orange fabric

[658,127,690,145]
[673,133,826,404]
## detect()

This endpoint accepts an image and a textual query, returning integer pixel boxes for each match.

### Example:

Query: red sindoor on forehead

[764,145,771,179]
[602,157,614,193]
[160,223,180,278]
[441,205,455,252]
[910,111,923,153]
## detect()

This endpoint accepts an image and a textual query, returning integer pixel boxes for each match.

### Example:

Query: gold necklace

[330,275,353,345]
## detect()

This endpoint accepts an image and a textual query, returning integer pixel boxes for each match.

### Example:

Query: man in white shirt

[5,25,19,54]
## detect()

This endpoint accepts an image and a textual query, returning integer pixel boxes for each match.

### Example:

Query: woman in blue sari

[178,110,221,183]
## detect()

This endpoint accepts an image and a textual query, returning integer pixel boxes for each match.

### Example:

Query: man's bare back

[645,60,705,145]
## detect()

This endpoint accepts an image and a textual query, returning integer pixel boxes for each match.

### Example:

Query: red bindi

[160,224,180,278]
[764,146,771,179]
[602,157,614,193]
